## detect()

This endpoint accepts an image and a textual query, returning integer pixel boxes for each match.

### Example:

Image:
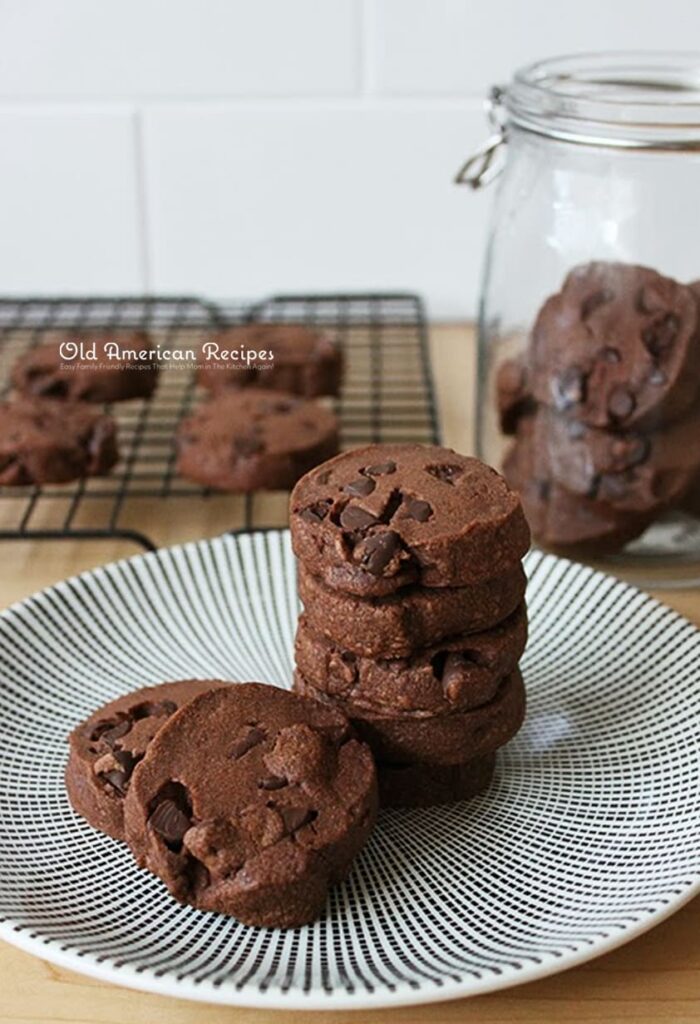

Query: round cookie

[290,443,530,596]
[298,561,527,658]
[294,669,526,765]
[12,333,159,403]
[176,390,339,492]
[0,398,118,486]
[502,418,652,553]
[294,603,527,714]
[377,754,496,809]
[495,357,535,436]
[124,683,377,929]
[66,679,223,841]
[538,404,700,514]
[198,323,342,397]
[531,262,700,430]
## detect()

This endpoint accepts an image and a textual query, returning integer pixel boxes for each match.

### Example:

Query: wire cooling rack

[0,293,438,551]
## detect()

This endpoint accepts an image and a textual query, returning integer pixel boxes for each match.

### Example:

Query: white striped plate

[0,530,698,1010]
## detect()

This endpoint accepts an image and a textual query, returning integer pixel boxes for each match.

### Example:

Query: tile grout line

[0,95,485,109]
[359,0,375,99]
[132,107,152,294]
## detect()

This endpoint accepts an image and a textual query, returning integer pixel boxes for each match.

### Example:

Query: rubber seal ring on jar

[455,84,508,189]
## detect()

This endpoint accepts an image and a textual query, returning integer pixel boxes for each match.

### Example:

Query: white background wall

[0,0,697,317]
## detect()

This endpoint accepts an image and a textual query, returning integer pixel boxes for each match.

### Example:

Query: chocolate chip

[553,366,586,411]
[642,313,679,358]
[258,775,288,790]
[426,463,463,485]
[581,288,614,320]
[343,477,376,497]
[113,749,138,775]
[38,379,69,399]
[89,715,129,744]
[132,700,177,721]
[280,806,316,834]
[364,461,396,476]
[359,530,400,575]
[607,386,636,421]
[149,799,192,847]
[100,719,131,746]
[233,436,264,457]
[649,368,667,386]
[403,498,432,522]
[381,489,404,522]
[229,726,266,760]
[340,504,379,532]
[300,500,331,525]
[102,769,129,794]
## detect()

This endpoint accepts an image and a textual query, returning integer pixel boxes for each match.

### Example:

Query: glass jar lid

[507,51,700,149]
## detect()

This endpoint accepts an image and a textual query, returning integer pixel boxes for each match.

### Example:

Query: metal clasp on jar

[455,85,508,189]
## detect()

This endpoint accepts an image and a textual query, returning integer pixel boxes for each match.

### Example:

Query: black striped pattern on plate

[0,530,698,1010]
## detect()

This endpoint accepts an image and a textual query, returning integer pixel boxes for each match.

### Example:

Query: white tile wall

[0,0,360,99]
[0,107,143,293]
[0,0,697,316]
[142,103,488,317]
[373,0,700,96]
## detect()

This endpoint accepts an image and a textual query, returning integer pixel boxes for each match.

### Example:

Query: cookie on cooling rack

[12,333,159,403]
[197,323,342,397]
[176,389,339,492]
[66,680,224,840]
[124,683,377,929]
[0,398,118,486]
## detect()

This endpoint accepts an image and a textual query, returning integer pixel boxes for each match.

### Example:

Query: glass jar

[461,52,700,586]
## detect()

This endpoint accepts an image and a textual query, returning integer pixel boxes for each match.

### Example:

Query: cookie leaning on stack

[66,679,378,929]
[290,443,531,808]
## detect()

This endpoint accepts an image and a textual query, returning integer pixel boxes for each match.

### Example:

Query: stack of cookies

[498,261,700,554]
[290,443,531,808]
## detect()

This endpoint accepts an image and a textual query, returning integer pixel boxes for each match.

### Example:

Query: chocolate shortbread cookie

[124,683,377,929]
[66,680,222,841]
[298,562,527,658]
[531,262,700,429]
[496,357,535,435]
[537,404,700,515]
[176,390,339,492]
[377,753,496,809]
[295,603,527,714]
[198,323,342,397]
[0,398,118,485]
[503,418,652,553]
[294,669,525,765]
[12,333,159,403]
[290,444,530,596]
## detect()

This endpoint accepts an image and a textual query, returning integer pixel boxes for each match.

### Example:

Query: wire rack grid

[0,292,439,550]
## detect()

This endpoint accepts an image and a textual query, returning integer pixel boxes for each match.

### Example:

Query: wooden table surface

[1,325,699,1024]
